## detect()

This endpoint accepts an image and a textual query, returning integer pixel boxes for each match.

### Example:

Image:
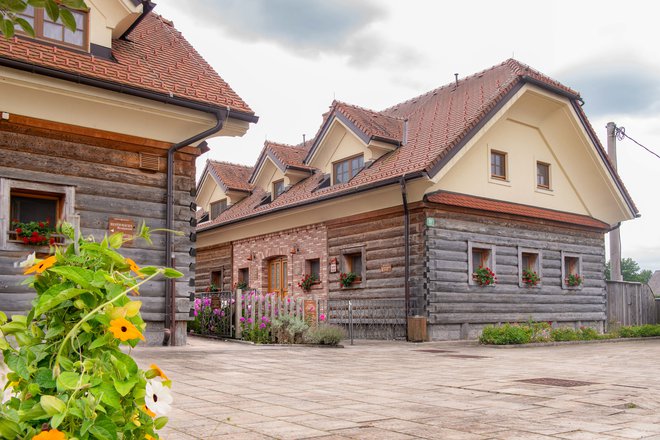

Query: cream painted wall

[431,85,634,226]
[0,67,248,143]
[253,158,285,193]
[308,121,368,176]
[197,175,226,212]
[87,0,142,49]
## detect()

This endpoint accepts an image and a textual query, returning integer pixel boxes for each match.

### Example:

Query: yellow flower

[126,258,144,278]
[24,255,57,275]
[149,363,169,381]
[32,429,66,440]
[108,317,145,341]
[142,404,156,418]
[145,434,156,440]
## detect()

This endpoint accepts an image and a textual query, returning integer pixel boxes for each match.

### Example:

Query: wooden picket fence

[606,281,657,330]
[235,290,325,339]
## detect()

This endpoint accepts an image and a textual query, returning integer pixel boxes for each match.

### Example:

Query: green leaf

[61,0,88,10]
[91,382,122,409]
[0,310,6,324]
[18,402,48,422]
[15,17,35,36]
[89,333,112,351]
[89,415,118,440]
[10,314,27,324]
[0,320,25,335]
[0,336,9,350]
[163,268,184,278]
[44,0,60,22]
[0,417,21,439]
[108,232,123,249]
[6,352,30,380]
[113,377,137,397]
[139,266,159,276]
[40,395,67,416]
[44,322,65,339]
[154,416,169,430]
[0,18,16,39]
[35,368,56,389]
[35,287,87,316]
[57,371,87,391]
[58,355,74,372]
[27,0,48,7]
[60,8,77,32]
[51,411,65,429]
[49,266,95,289]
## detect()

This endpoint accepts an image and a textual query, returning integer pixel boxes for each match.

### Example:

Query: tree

[605,257,653,283]
[0,0,87,38]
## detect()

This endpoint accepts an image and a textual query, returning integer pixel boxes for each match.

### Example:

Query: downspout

[400,175,410,331]
[164,106,229,346]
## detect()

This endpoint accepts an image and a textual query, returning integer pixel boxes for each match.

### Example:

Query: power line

[614,126,660,160]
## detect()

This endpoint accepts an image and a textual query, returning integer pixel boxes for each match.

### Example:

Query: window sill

[535,187,554,196]
[488,177,511,187]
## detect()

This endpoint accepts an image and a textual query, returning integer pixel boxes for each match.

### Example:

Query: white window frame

[518,247,542,288]
[561,251,583,290]
[468,241,496,286]
[0,178,75,251]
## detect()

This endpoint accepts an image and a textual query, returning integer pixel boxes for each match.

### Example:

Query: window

[17,5,88,49]
[1,178,74,250]
[305,258,321,283]
[273,180,285,199]
[490,150,507,180]
[519,248,542,287]
[237,267,249,289]
[537,162,550,189]
[562,252,582,289]
[467,242,495,286]
[210,269,222,291]
[333,155,364,184]
[341,248,365,285]
[210,199,227,219]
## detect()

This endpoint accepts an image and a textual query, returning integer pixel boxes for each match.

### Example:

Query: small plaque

[210,295,221,310]
[330,262,337,273]
[426,217,436,227]
[381,264,392,273]
[304,300,317,324]
[109,218,135,246]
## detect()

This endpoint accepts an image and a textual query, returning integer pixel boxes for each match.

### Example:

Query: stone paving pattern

[132,338,660,439]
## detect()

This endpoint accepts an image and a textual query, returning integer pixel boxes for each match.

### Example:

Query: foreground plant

[0,222,180,439]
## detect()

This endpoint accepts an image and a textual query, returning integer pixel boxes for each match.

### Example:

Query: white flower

[145,380,173,417]
[1,362,12,403]
[14,252,36,269]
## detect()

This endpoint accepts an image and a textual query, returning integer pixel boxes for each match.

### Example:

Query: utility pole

[607,122,623,281]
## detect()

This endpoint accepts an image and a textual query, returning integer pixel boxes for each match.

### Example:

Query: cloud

[170,0,420,68]
[559,58,660,117]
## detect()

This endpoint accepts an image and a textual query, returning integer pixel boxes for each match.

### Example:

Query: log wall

[0,119,198,344]
[195,242,233,293]
[425,208,607,340]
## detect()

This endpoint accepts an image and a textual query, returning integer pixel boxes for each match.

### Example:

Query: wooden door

[268,257,288,297]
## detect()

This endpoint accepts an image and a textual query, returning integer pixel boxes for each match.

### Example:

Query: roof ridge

[334,99,405,120]
[209,159,253,169]
[381,59,513,114]
[266,140,307,150]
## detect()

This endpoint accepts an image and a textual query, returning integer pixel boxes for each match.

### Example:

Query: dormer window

[333,154,364,184]
[17,5,88,50]
[210,199,227,219]
[273,180,285,199]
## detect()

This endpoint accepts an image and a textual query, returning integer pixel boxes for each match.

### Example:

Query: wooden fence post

[235,289,242,339]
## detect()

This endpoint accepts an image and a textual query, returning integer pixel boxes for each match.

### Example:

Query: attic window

[17,6,88,50]
[273,180,285,199]
[210,199,227,219]
[490,151,507,180]
[314,174,331,192]
[333,155,364,185]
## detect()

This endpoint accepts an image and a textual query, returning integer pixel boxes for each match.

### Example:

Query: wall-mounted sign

[380,264,392,273]
[108,218,135,245]
[329,257,338,274]
[304,300,317,324]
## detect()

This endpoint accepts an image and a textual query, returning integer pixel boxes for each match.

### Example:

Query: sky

[155,0,660,271]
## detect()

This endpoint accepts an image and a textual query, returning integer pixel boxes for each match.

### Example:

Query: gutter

[0,57,259,124]
[400,176,410,330]
[165,106,229,346]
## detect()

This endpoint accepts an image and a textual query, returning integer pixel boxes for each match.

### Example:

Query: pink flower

[319,314,326,322]
[247,318,253,324]
[259,323,267,329]
[239,316,246,323]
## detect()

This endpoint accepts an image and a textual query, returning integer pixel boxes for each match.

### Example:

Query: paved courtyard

[132,337,660,439]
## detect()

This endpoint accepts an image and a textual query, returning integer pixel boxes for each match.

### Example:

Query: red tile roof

[198,59,636,231]
[266,141,314,170]
[0,12,253,115]
[208,160,253,192]
[332,101,404,144]
[427,191,610,230]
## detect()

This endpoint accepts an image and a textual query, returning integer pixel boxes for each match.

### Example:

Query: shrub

[0,222,177,439]
[306,324,345,345]
[479,324,531,345]
[619,324,660,338]
[241,315,272,344]
[271,315,309,344]
[577,326,601,340]
[550,327,580,341]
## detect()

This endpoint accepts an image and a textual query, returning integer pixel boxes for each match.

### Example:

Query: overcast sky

[155,0,660,271]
